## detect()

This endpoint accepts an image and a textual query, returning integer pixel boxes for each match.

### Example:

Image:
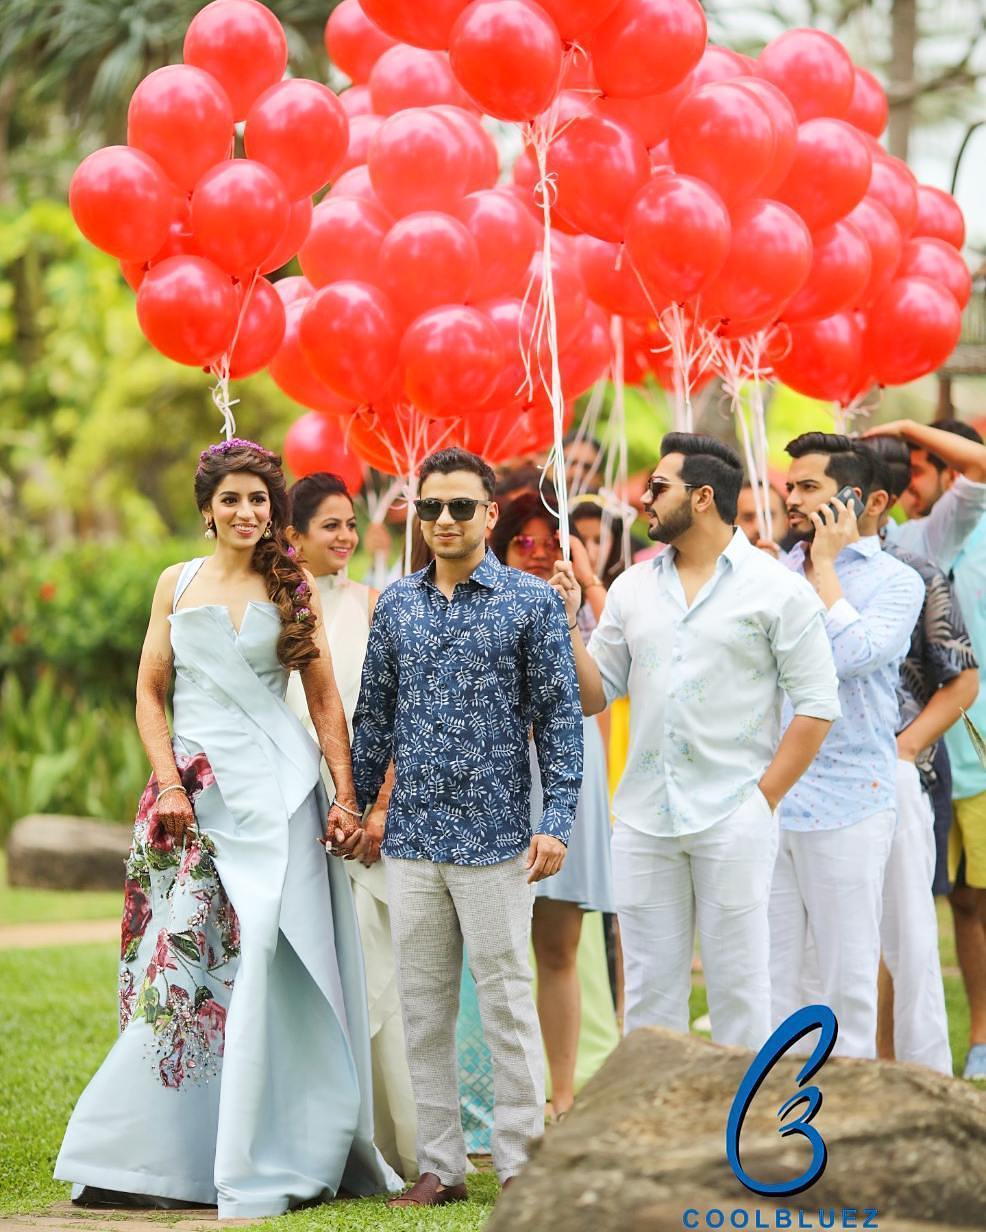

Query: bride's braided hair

[194,439,318,672]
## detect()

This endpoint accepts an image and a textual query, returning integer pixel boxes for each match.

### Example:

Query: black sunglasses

[414,497,491,522]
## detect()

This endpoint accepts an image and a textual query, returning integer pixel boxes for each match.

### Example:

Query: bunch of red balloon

[69,0,348,383]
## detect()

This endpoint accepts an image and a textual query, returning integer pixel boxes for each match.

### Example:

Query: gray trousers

[384,853,544,1184]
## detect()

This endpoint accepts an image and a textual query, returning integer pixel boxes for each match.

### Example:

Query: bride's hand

[157,789,196,844]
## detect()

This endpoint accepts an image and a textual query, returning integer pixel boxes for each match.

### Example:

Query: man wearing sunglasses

[550,432,840,1050]
[351,447,582,1206]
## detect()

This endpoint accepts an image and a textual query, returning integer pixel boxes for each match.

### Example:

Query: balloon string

[745,331,774,543]
[607,315,632,570]
[209,268,261,441]
[719,343,767,543]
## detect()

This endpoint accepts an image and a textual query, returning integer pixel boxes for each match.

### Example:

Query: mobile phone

[824,484,865,519]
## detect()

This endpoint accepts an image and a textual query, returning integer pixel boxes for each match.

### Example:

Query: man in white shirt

[550,432,840,1049]
[772,433,925,1058]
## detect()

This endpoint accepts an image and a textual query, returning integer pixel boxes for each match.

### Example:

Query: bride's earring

[263,524,273,539]
[204,519,216,539]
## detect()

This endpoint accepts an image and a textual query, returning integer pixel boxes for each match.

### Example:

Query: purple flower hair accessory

[294,581,310,598]
[196,438,270,473]
[294,607,312,623]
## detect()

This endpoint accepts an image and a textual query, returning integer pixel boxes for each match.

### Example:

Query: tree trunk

[887,0,918,160]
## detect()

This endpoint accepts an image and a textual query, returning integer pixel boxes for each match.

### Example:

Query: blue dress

[54,558,401,1218]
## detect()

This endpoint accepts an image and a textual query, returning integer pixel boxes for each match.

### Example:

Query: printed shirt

[781,536,925,830]
[351,550,583,866]
[885,484,986,801]
[883,539,978,790]
[587,528,841,838]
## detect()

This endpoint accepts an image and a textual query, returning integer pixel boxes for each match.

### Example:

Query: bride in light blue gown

[54,439,400,1218]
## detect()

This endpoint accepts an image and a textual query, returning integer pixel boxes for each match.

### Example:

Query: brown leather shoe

[387,1172,468,1208]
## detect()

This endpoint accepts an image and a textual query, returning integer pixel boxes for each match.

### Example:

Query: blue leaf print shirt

[352,550,583,866]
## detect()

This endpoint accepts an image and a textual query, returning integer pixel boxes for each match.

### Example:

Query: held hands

[359,807,385,867]
[809,498,859,567]
[321,800,371,862]
[526,833,566,883]
[548,560,582,626]
[157,788,196,845]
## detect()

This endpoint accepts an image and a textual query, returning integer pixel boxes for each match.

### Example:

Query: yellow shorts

[948,790,986,889]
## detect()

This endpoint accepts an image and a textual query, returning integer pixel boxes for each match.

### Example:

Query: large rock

[490,1028,986,1232]
[6,814,130,891]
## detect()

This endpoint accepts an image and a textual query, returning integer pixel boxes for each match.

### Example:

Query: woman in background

[285,472,416,1180]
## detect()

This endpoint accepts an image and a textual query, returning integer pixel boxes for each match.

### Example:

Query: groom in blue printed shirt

[352,447,582,1207]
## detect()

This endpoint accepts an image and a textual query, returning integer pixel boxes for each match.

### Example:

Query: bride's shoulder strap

[172,557,207,613]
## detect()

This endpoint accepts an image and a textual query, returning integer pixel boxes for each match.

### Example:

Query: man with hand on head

[771,433,924,1058]
[352,447,582,1207]
[550,432,840,1050]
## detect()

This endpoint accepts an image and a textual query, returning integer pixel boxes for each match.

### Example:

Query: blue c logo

[726,1004,838,1198]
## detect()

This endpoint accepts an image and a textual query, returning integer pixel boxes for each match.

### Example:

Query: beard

[427,528,486,560]
[647,501,694,544]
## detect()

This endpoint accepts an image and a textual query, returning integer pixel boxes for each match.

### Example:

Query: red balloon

[270,301,355,412]
[457,190,540,300]
[592,82,690,148]
[782,220,871,323]
[183,0,287,121]
[525,237,589,349]
[260,197,313,275]
[119,208,205,291]
[369,109,470,216]
[227,276,286,378]
[127,65,234,193]
[369,45,475,114]
[346,408,409,475]
[774,118,872,231]
[867,155,918,239]
[845,198,902,309]
[528,301,611,409]
[333,114,384,176]
[773,312,867,404]
[624,174,732,303]
[897,238,972,309]
[299,195,391,287]
[449,0,563,122]
[703,199,812,325]
[590,0,706,99]
[245,81,349,199]
[190,159,289,276]
[577,236,654,317]
[70,146,177,261]
[735,77,799,195]
[757,28,854,122]
[400,305,503,416]
[537,0,620,42]
[273,275,314,306]
[474,296,538,411]
[327,164,390,212]
[546,115,650,241]
[300,281,400,403]
[669,82,776,205]
[913,185,965,250]
[361,0,471,49]
[378,211,479,321]
[432,106,500,193]
[845,67,888,138]
[136,255,238,366]
[866,276,962,386]
[324,0,397,84]
[284,412,364,489]
[689,44,748,87]
[338,84,375,116]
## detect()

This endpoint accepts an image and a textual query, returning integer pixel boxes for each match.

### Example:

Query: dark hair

[195,442,318,672]
[917,418,985,472]
[785,431,876,497]
[564,430,601,452]
[287,472,354,534]
[570,502,627,587]
[858,436,911,500]
[489,490,558,564]
[659,432,743,522]
[495,464,542,500]
[418,447,496,499]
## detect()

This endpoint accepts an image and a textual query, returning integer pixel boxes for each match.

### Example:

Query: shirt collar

[787,534,882,571]
[653,526,750,574]
[415,549,501,591]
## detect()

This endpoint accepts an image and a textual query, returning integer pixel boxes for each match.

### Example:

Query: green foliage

[0,674,146,838]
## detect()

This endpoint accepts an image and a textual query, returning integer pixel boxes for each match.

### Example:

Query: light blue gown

[55,558,401,1218]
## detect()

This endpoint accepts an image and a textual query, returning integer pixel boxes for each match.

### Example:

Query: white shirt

[883,475,986,571]
[588,528,841,838]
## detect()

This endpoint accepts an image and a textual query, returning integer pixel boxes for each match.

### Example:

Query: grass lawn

[0,851,121,926]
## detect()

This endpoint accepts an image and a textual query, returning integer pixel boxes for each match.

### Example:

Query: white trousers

[612,789,778,1049]
[880,760,952,1075]
[769,808,895,1058]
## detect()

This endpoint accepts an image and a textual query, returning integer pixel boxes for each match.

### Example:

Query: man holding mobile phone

[771,433,925,1057]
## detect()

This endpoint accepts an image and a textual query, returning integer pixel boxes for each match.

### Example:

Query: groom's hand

[526,833,566,883]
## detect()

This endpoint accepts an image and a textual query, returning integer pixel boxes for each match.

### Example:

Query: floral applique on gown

[55,558,401,1218]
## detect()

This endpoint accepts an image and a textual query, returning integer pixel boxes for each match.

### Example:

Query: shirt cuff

[791,695,842,722]
[824,598,860,636]
[534,805,572,847]
[952,475,986,505]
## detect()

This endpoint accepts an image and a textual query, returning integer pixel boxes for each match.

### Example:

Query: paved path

[0,920,118,951]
